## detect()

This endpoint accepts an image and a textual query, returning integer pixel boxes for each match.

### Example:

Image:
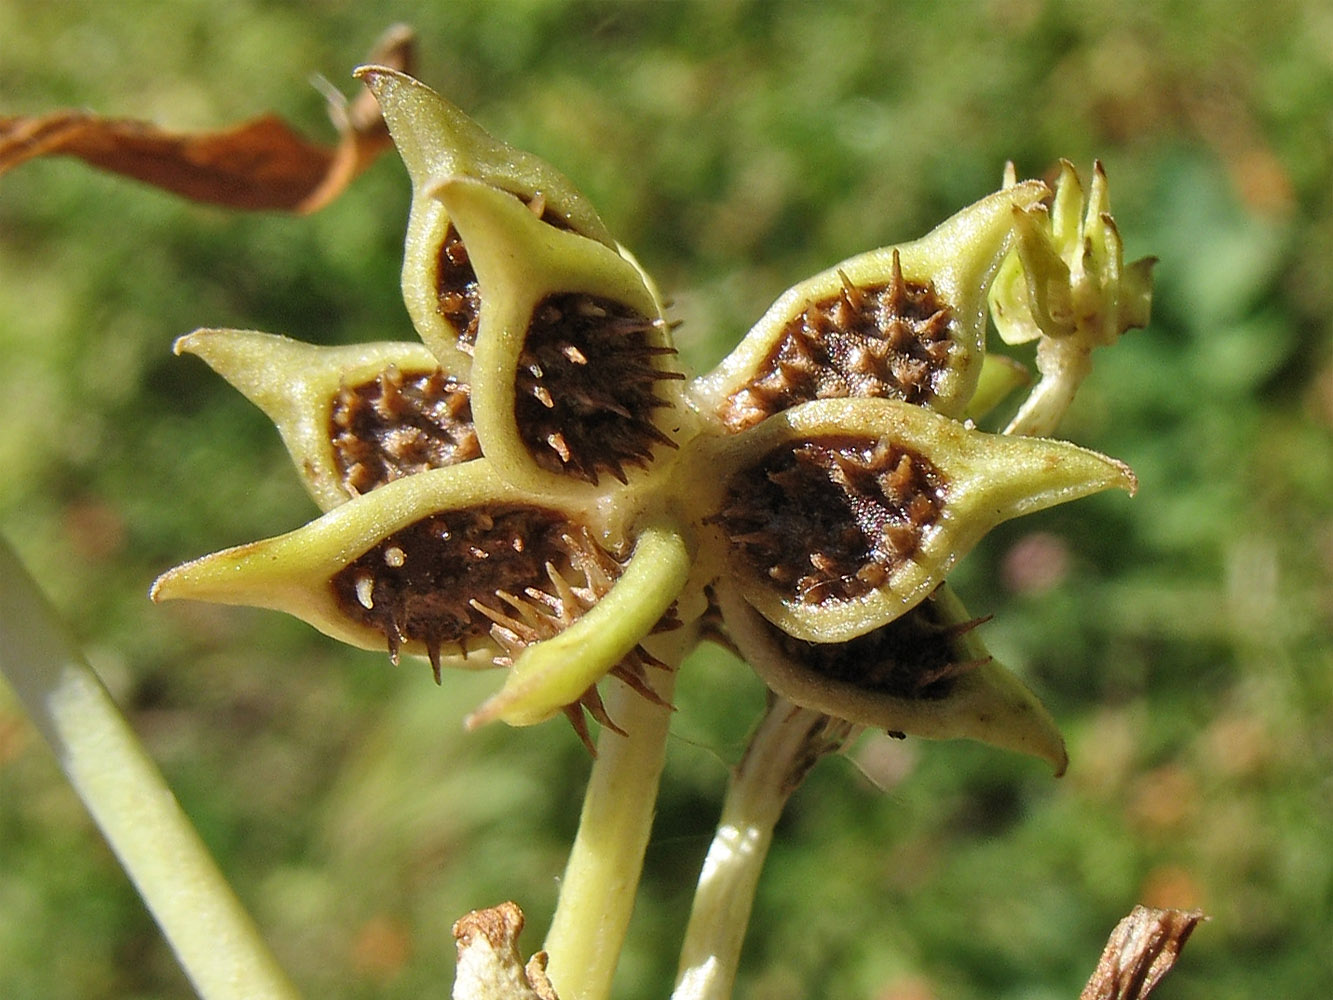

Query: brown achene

[713,435,947,605]
[331,366,480,495]
[331,504,606,675]
[770,591,991,702]
[329,503,673,747]
[436,223,483,351]
[516,292,683,484]
[436,193,575,354]
[721,251,956,431]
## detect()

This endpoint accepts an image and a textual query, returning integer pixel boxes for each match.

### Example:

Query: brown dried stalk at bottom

[452,902,560,1000]
[445,901,1202,1000]
[1081,906,1204,1000]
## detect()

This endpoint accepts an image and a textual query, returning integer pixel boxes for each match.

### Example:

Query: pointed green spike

[356,67,615,372]
[176,329,458,511]
[356,66,614,245]
[696,396,1135,643]
[1050,158,1085,247]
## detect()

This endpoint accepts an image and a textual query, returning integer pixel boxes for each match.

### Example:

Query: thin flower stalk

[542,648,685,1000]
[673,699,854,1000]
[0,539,302,1000]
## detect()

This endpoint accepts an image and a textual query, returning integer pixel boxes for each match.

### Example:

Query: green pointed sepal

[437,175,684,494]
[696,397,1135,643]
[989,160,1154,348]
[175,329,472,512]
[152,460,557,672]
[716,581,1067,773]
[690,181,1050,429]
[355,67,617,372]
[466,517,693,729]
[965,354,1031,421]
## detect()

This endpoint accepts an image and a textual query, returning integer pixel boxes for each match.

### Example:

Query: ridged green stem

[0,538,302,1000]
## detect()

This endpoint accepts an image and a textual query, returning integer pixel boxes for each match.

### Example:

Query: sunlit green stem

[672,698,855,1000]
[542,634,690,1000]
[1003,334,1094,437]
[0,538,302,1000]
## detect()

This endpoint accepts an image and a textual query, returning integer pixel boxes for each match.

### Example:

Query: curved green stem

[672,698,854,1000]
[1003,334,1094,437]
[542,631,690,1000]
[0,537,302,1000]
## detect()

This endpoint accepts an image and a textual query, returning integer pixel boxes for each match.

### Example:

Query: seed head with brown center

[152,67,1145,767]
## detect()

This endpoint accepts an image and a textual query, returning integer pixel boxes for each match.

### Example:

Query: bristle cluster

[721,252,956,430]
[770,593,991,701]
[331,367,480,495]
[516,292,683,484]
[332,504,574,671]
[436,224,483,353]
[712,435,947,605]
[476,558,677,751]
[330,504,672,749]
[436,196,573,355]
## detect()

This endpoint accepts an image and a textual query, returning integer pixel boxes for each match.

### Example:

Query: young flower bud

[689,181,1049,430]
[175,329,476,511]
[436,176,685,493]
[356,66,617,373]
[988,161,1155,437]
[697,396,1135,643]
[989,160,1154,348]
[714,581,1067,773]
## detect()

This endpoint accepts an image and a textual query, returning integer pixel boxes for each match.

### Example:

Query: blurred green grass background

[2,1,1331,998]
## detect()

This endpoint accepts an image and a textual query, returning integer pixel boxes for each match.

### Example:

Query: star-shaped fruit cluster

[152,68,1148,768]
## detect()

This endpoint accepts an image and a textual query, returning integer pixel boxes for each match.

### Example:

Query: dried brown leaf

[452,902,560,1000]
[1081,906,1205,1000]
[0,24,414,213]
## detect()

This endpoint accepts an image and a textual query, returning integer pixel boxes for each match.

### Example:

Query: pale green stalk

[672,699,854,1000]
[1003,335,1095,438]
[0,538,302,1000]
[542,641,686,1000]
